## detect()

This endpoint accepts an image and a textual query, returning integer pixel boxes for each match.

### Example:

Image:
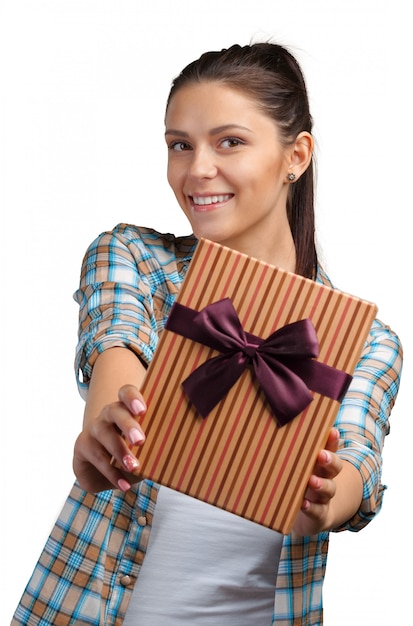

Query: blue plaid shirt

[12,224,403,626]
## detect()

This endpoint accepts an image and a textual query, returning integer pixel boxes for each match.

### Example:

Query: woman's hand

[73,384,146,493]
[72,348,149,494]
[292,428,343,536]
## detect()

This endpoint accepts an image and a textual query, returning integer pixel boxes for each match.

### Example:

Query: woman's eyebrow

[210,124,252,135]
[165,124,252,137]
[165,129,189,137]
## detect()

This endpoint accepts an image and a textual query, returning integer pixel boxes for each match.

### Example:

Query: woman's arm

[73,347,147,493]
[293,318,403,537]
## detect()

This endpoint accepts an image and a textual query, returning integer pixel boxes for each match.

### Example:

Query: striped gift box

[129,238,377,533]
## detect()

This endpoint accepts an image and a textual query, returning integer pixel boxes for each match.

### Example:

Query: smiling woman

[11,41,403,626]
[165,82,312,270]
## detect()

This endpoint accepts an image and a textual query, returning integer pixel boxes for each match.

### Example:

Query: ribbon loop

[165,298,352,426]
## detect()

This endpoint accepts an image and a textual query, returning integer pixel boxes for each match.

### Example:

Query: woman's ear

[287,131,314,181]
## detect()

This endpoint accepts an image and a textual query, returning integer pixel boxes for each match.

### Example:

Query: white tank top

[123,486,283,625]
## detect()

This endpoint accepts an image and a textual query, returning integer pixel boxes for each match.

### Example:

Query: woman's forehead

[165,81,265,123]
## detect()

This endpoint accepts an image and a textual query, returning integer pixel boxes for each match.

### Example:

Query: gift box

[126,238,377,534]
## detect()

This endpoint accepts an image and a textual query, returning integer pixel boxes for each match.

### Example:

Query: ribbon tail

[182,353,249,418]
[254,355,314,426]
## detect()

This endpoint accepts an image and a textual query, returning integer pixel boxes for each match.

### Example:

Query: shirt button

[120,575,132,587]
[136,515,147,526]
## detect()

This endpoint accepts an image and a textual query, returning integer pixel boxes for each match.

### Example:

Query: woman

[12,42,402,625]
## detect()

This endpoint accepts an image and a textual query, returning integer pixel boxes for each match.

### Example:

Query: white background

[1,1,410,623]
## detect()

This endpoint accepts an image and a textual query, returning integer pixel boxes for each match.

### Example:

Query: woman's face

[165,82,294,263]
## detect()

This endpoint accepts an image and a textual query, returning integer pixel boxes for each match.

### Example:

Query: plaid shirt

[12,224,403,626]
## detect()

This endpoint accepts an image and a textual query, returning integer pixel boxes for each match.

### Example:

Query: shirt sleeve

[333,317,403,532]
[73,228,164,399]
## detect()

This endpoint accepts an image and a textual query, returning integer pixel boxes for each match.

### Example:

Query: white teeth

[192,194,231,205]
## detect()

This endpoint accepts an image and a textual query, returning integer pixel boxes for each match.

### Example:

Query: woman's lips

[190,194,233,210]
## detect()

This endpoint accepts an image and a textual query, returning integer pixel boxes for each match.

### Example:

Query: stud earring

[287,172,296,182]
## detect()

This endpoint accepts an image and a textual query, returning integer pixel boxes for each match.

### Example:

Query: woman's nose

[188,147,218,179]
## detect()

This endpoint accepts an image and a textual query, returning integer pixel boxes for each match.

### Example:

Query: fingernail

[323,451,331,464]
[129,428,145,445]
[118,478,131,492]
[131,399,145,415]
[122,454,140,473]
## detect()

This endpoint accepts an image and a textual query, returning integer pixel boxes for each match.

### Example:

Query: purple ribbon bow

[165,298,352,426]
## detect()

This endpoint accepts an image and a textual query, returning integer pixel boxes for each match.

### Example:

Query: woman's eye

[170,141,191,152]
[221,137,243,148]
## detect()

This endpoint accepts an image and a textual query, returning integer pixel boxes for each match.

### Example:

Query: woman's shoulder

[113,223,195,248]
[78,224,197,290]
[84,223,197,266]
[93,224,198,288]
[106,223,197,263]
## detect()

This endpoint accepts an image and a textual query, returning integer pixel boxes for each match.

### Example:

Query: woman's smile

[190,193,234,210]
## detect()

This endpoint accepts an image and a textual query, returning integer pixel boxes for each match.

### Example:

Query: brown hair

[166,43,317,279]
